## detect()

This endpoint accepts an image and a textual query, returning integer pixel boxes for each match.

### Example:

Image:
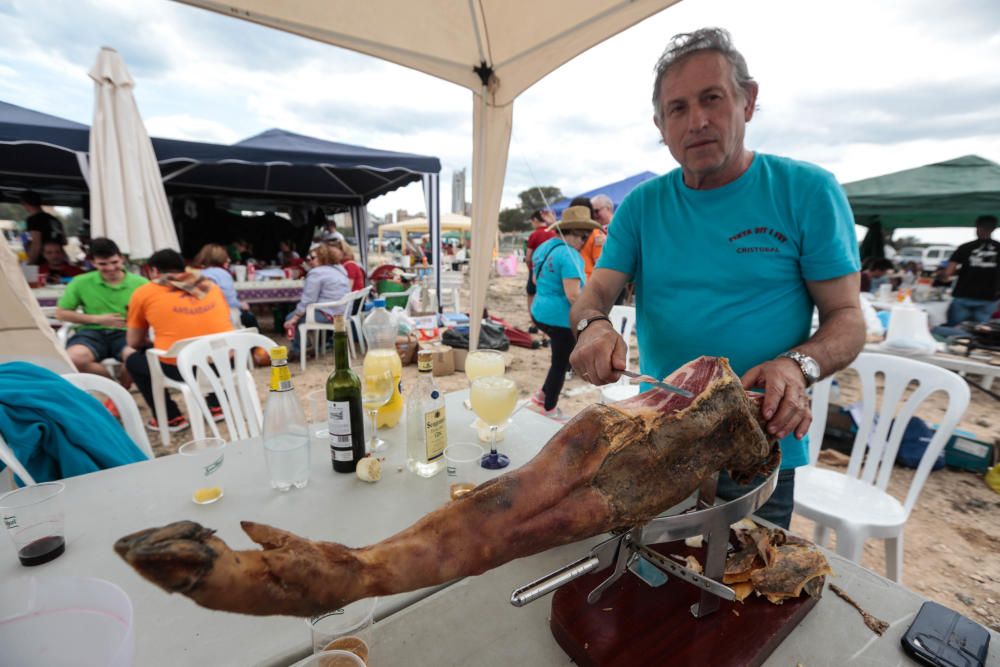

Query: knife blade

[620,370,694,398]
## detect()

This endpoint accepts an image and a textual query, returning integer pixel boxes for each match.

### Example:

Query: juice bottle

[362,299,403,428]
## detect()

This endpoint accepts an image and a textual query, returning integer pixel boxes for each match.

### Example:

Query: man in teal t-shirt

[56,238,147,380]
[569,28,865,528]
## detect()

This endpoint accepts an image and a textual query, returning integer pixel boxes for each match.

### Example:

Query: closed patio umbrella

[88,47,178,259]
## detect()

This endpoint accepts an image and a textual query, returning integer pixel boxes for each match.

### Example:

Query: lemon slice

[193,486,223,503]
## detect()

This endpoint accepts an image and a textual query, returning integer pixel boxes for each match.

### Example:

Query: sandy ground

[138,262,1000,632]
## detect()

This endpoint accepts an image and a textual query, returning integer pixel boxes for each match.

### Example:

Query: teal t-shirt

[530,238,586,328]
[596,153,860,469]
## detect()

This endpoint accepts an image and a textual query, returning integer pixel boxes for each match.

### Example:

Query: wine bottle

[326,314,366,473]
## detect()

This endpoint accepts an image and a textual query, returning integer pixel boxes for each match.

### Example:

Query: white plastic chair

[176,332,277,442]
[600,306,639,403]
[147,328,259,448]
[348,285,372,357]
[0,432,36,488]
[61,373,153,459]
[56,322,122,380]
[298,290,364,371]
[793,352,970,582]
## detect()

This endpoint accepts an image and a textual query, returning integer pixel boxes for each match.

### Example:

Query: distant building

[451,169,466,214]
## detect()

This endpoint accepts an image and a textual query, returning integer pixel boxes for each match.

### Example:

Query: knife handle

[509,556,601,607]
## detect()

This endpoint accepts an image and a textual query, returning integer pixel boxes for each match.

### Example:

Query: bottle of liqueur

[406,349,447,477]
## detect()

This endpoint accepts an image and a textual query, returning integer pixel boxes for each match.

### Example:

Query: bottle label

[328,400,354,453]
[424,406,446,461]
[269,365,292,392]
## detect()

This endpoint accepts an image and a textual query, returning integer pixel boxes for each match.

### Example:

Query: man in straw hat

[528,206,602,420]
[569,28,864,528]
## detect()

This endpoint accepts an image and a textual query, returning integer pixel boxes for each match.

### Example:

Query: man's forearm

[569,278,618,330]
[796,307,865,379]
[56,308,96,325]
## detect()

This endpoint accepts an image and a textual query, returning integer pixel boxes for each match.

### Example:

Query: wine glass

[470,376,518,469]
[464,349,505,431]
[361,369,394,454]
[464,349,505,381]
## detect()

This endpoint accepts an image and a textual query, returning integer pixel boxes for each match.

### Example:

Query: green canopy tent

[845,155,1000,229]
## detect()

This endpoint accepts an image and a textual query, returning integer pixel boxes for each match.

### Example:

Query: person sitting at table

[860,258,894,294]
[528,206,598,422]
[327,237,366,290]
[277,240,301,267]
[55,237,147,383]
[282,244,352,360]
[193,243,260,330]
[39,240,84,284]
[125,249,234,432]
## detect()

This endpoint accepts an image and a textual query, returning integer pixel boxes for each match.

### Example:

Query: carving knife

[620,370,694,398]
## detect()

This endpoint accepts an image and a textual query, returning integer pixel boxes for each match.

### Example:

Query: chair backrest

[349,286,372,317]
[176,332,277,442]
[806,375,834,464]
[61,373,153,459]
[0,431,36,486]
[842,352,970,515]
[608,305,637,382]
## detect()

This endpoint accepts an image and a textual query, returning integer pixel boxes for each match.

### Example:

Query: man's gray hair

[591,194,613,211]
[651,27,755,122]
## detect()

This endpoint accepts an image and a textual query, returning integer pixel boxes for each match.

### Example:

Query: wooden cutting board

[550,542,820,667]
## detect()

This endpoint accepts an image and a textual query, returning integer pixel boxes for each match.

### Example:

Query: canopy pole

[349,204,370,272]
[423,172,441,320]
[468,87,514,352]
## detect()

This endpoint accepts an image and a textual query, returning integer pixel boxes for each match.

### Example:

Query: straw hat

[548,205,602,233]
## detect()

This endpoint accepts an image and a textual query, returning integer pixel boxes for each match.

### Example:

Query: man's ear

[743,82,759,122]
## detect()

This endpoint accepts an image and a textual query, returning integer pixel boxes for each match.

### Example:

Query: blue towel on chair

[0,362,146,483]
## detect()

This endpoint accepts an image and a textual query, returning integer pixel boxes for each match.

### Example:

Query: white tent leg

[468,91,513,351]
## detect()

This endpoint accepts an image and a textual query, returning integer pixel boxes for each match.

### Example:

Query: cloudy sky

[3,0,1000,245]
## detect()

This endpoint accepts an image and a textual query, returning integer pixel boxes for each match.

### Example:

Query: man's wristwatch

[576,315,611,335]
[777,351,821,387]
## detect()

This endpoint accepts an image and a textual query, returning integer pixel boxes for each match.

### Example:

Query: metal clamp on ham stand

[510,465,779,618]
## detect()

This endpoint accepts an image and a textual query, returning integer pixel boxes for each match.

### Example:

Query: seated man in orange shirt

[125,249,234,432]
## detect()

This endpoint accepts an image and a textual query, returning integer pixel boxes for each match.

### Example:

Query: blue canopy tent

[0,100,91,204]
[0,100,442,271]
[550,171,658,217]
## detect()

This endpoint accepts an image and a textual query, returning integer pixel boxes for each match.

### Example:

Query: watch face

[803,357,820,380]
[577,319,588,332]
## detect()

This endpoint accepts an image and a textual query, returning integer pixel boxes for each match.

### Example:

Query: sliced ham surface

[115,356,776,617]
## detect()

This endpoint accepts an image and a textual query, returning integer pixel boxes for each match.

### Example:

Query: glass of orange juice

[178,438,227,504]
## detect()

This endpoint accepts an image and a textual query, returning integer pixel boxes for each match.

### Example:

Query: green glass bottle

[326,315,366,473]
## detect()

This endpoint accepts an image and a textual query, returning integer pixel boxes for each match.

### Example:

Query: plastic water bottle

[362,300,403,428]
[262,346,310,491]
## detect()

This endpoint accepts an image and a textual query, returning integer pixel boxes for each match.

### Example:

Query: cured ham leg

[115,356,776,617]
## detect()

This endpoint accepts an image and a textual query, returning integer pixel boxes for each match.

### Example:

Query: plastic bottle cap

[270,346,288,361]
[372,298,386,308]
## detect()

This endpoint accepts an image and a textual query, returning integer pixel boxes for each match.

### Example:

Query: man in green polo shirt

[56,238,148,380]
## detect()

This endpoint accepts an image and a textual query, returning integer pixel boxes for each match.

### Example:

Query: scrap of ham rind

[115,356,777,618]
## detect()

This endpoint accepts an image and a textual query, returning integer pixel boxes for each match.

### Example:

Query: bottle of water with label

[406,349,446,477]
[262,346,310,490]
[326,315,366,473]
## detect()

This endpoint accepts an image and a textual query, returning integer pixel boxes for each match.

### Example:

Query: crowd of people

[11,188,370,435]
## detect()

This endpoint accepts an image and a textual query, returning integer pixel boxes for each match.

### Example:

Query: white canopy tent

[178,0,680,346]
[89,47,179,259]
[377,213,472,248]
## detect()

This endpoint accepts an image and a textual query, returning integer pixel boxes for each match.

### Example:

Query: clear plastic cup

[178,437,227,505]
[308,389,330,446]
[0,482,66,566]
[308,597,377,661]
[289,649,365,667]
[444,442,484,501]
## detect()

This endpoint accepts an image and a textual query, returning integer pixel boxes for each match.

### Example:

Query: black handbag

[442,321,510,351]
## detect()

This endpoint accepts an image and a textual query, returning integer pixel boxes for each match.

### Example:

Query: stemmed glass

[470,376,518,469]
[464,349,505,431]
[361,369,394,454]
